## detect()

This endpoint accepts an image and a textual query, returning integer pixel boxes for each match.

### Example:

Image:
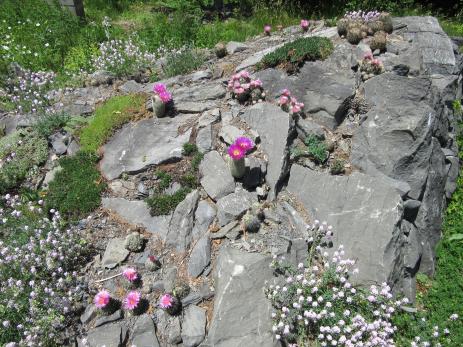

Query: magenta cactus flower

[123,291,141,310]
[159,293,175,309]
[94,290,111,309]
[235,137,254,152]
[228,144,246,160]
[123,267,138,282]
[153,83,167,94]
[264,25,272,35]
[279,95,289,105]
[153,83,172,103]
[300,19,310,31]
[281,89,291,97]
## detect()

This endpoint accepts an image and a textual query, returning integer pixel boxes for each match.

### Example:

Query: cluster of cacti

[337,11,392,48]
[242,203,265,233]
[152,83,173,118]
[227,70,265,104]
[358,52,385,80]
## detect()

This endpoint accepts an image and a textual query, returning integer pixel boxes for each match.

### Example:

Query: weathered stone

[199,151,235,201]
[88,70,115,86]
[167,317,182,344]
[174,83,226,102]
[119,80,144,94]
[181,305,207,347]
[404,200,421,222]
[196,124,213,153]
[203,247,277,347]
[42,166,63,188]
[176,101,218,114]
[190,70,212,81]
[198,108,221,128]
[80,304,97,324]
[216,190,258,226]
[94,309,123,327]
[100,115,194,180]
[86,322,128,347]
[49,132,68,155]
[287,165,406,293]
[192,200,217,240]
[219,124,244,145]
[226,41,248,54]
[102,198,170,239]
[210,220,238,239]
[131,314,160,347]
[187,235,211,277]
[166,190,200,252]
[239,103,295,200]
[243,156,266,189]
[101,238,130,269]
[297,118,325,140]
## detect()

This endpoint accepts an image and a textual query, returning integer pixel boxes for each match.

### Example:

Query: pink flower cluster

[279,89,305,115]
[300,19,310,32]
[123,267,138,282]
[228,136,254,160]
[227,70,263,102]
[123,290,141,310]
[153,83,172,103]
[94,289,111,308]
[363,52,381,66]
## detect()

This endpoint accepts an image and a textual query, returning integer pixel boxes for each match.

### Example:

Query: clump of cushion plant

[369,30,387,52]
[145,255,162,271]
[159,293,181,315]
[305,135,328,164]
[45,151,105,220]
[330,159,346,175]
[278,89,305,116]
[152,83,173,118]
[182,142,198,156]
[146,187,191,216]
[79,94,145,153]
[0,129,48,193]
[227,70,265,104]
[359,52,384,81]
[259,37,333,72]
[227,136,255,178]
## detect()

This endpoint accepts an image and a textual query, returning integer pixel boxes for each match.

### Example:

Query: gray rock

[181,305,207,347]
[287,165,406,293]
[239,103,295,200]
[80,304,97,324]
[101,238,130,269]
[198,108,221,128]
[199,151,235,201]
[163,266,178,292]
[88,70,115,86]
[67,139,80,156]
[124,232,144,252]
[94,309,123,327]
[119,80,144,94]
[166,190,200,252]
[131,314,160,347]
[174,83,226,102]
[226,41,248,54]
[243,156,266,189]
[42,166,63,188]
[86,322,128,347]
[192,200,217,241]
[167,317,182,344]
[216,190,258,226]
[196,124,213,153]
[102,198,171,239]
[187,235,211,277]
[236,45,282,72]
[219,124,245,145]
[281,201,308,235]
[210,221,239,239]
[297,118,325,140]
[100,115,195,180]
[404,199,421,222]
[176,101,218,114]
[164,182,182,196]
[203,247,277,347]
[190,70,212,81]
[49,132,68,155]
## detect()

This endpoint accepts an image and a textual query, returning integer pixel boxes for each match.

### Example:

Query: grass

[258,36,334,71]
[78,94,145,153]
[45,152,106,220]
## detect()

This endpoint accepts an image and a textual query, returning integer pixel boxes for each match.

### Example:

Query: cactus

[337,18,349,36]
[228,156,246,178]
[379,12,393,33]
[215,42,227,58]
[347,27,363,45]
[124,232,144,252]
[152,95,166,118]
[370,31,387,51]
[145,255,161,272]
[173,283,190,300]
[367,20,385,34]
[243,212,261,233]
[159,293,181,316]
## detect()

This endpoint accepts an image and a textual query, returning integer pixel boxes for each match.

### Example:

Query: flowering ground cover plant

[278,88,305,116]
[0,194,89,346]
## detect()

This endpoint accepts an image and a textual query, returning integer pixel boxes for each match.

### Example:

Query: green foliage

[180,172,199,188]
[63,44,100,75]
[0,129,48,193]
[182,142,199,156]
[304,135,328,164]
[146,187,191,216]
[46,152,105,219]
[453,99,462,117]
[155,170,173,191]
[161,46,206,78]
[330,159,345,175]
[34,112,70,138]
[79,94,145,153]
[191,151,204,171]
[259,37,334,70]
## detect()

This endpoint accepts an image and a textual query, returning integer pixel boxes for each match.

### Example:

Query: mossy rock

[0,129,48,193]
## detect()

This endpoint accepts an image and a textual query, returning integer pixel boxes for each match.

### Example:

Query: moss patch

[0,129,48,193]
[79,94,146,153]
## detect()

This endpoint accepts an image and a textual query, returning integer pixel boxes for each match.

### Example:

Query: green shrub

[330,158,345,174]
[146,187,191,216]
[34,112,70,138]
[155,170,173,191]
[304,134,328,164]
[46,151,105,219]
[258,37,333,70]
[63,44,100,75]
[79,94,145,153]
[161,46,206,78]
[182,142,199,156]
[191,151,204,171]
[180,172,199,188]
[0,129,48,193]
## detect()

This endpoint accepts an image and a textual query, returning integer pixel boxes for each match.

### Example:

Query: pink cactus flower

[281,89,291,97]
[264,25,272,35]
[239,70,251,79]
[235,137,254,152]
[228,143,246,160]
[300,19,310,31]
[159,293,175,308]
[123,291,141,310]
[241,83,250,90]
[251,79,263,88]
[236,87,245,95]
[279,95,289,105]
[94,290,111,309]
[123,267,138,282]
[292,105,302,114]
[153,83,167,94]
[364,52,373,60]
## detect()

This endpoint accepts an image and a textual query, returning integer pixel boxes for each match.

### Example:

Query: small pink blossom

[281,89,291,97]
[301,19,310,31]
[228,144,246,160]
[264,25,272,34]
[94,290,111,308]
[235,137,254,152]
[153,83,167,94]
[123,291,141,310]
[279,95,289,105]
[123,267,138,282]
[159,293,175,308]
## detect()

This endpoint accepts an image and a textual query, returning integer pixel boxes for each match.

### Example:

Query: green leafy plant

[330,158,345,175]
[146,187,191,216]
[79,94,145,153]
[0,129,48,193]
[304,134,328,164]
[46,152,106,220]
[182,142,199,156]
[155,170,173,191]
[34,112,71,138]
[161,46,206,78]
[180,172,199,188]
[258,37,334,71]
[191,151,204,171]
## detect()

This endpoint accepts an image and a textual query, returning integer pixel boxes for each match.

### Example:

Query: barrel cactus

[370,31,387,51]
[379,12,393,33]
[347,27,364,44]
[337,18,349,36]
